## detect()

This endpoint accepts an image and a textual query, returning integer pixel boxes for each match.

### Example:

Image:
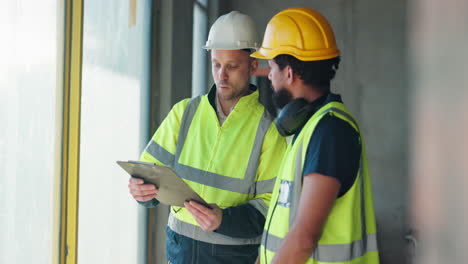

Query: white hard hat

[203,11,259,50]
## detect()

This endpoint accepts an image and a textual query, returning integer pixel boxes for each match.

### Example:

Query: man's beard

[272,87,293,109]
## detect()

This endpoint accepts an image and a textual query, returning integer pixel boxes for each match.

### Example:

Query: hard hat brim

[251,47,340,61]
[203,45,258,51]
[250,49,271,59]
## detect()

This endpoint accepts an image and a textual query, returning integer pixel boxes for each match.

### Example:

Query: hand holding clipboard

[118,160,209,208]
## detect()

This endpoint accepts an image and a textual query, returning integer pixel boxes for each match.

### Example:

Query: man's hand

[271,173,340,264]
[184,201,222,231]
[128,177,158,201]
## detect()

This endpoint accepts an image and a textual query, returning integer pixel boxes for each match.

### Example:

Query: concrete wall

[222,1,410,263]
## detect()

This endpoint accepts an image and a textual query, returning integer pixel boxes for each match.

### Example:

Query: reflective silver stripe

[144,140,270,194]
[143,140,175,166]
[249,198,268,216]
[327,107,359,130]
[254,177,276,195]
[328,107,372,253]
[325,107,368,243]
[168,212,261,245]
[175,96,201,159]
[312,233,378,262]
[174,162,253,194]
[263,231,378,262]
[244,110,273,185]
[174,98,273,195]
[289,142,304,226]
[173,159,275,194]
[359,155,369,255]
[314,107,359,132]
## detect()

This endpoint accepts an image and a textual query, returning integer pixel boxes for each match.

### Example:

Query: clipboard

[117,160,208,208]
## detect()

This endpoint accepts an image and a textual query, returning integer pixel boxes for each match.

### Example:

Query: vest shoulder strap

[175,96,202,162]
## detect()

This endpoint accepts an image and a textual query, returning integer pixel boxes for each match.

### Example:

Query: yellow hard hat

[251,7,340,61]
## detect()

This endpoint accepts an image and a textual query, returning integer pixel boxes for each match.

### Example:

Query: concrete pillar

[149,1,193,263]
[409,0,468,263]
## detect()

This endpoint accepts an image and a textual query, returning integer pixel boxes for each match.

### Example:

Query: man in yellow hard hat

[128,11,286,264]
[251,7,380,264]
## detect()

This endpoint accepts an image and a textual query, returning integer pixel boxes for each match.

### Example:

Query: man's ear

[286,66,295,85]
[250,58,259,75]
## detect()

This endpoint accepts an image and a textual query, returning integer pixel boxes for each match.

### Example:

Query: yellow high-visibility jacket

[141,88,286,245]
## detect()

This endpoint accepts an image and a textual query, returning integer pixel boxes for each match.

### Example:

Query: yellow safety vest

[141,89,286,245]
[260,101,379,263]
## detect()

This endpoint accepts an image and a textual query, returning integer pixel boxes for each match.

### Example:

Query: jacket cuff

[214,203,265,239]
[137,198,160,208]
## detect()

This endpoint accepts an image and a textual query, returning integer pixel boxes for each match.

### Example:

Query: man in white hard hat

[128,11,286,264]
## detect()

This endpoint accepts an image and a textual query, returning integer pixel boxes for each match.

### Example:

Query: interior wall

[222,1,410,263]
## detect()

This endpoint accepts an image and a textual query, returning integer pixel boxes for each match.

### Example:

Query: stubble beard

[271,85,294,109]
[217,81,250,102]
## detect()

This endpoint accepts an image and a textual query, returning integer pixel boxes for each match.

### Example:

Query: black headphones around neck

[275,98,316,137]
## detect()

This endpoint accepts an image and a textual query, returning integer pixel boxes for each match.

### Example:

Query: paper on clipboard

[117,160,208,207]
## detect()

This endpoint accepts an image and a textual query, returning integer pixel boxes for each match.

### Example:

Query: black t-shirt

[294,93,361,197]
